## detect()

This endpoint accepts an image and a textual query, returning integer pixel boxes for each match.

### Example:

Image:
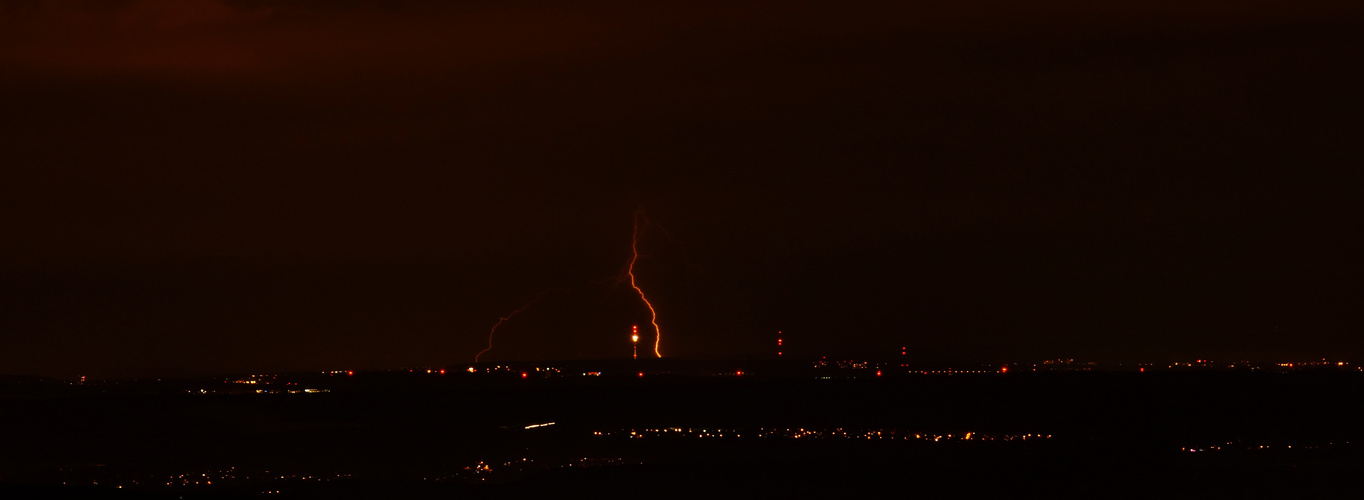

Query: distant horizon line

[7,356,1358,382]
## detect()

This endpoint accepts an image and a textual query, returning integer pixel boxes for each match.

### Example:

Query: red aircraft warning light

[521,372,528,379]
[631,325,640,360]
[346,370,353,376]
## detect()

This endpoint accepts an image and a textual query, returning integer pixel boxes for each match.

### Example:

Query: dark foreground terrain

[3,367,1362,498]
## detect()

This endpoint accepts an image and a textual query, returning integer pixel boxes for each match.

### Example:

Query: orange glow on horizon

[628,212,663,358]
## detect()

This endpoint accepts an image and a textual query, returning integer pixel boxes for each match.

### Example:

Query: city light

[595,427,1052,443]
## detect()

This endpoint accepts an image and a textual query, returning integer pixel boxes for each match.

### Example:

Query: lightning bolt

[474,297,540,363]
[644,217,703,271]
[628,211,664,358]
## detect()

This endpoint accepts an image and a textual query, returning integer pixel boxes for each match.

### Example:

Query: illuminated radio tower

[631,325,640,360]
[777,332,783,357]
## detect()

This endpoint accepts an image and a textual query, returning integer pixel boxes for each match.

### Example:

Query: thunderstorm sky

[2,0,1362,378]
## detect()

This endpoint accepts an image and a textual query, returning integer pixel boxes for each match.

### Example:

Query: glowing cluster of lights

[811,360,1009,376]
[1272,359,1349,369]
[594,428,1051,442]
[188,384,329,396]
[437,457,636,484]
[251,388,329,394]
[58,467,355,491]
[1181,440,1352,453]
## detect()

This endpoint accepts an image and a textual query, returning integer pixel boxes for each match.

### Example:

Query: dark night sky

[2,0,1362,379]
